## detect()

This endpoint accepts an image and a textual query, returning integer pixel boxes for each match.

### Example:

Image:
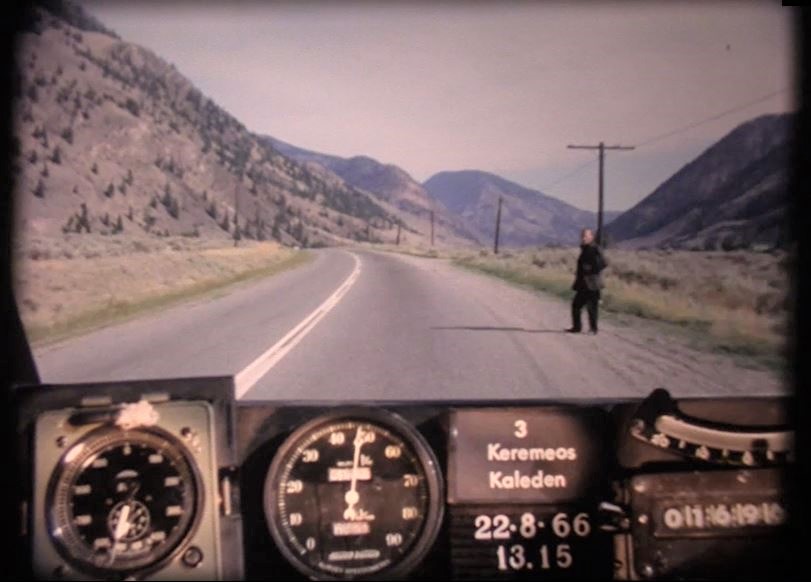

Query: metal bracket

[219,466,240,517]
[598,500,630,533]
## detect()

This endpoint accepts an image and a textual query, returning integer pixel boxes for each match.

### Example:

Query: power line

[540,87,788,193]
[636,87,788,148]
[539,157,597,192]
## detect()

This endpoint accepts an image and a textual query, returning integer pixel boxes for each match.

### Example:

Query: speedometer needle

[109,483,139,563]
[114,503,132,541]
[344,427,364,521]
[108,503,132,564]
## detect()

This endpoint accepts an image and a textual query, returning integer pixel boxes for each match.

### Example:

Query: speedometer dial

[263,409,444,580]
[47,426,201,577]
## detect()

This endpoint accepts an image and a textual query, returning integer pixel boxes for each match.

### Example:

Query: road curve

[34,249,784,400]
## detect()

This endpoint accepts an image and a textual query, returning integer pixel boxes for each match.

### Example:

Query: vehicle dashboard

[12,377,795,580]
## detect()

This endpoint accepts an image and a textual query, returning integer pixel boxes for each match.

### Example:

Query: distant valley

[11,2,792,253]
[423,170,620,247]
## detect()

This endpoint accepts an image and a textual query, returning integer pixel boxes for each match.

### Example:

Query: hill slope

[423,170,616,247]
[605,114,792,250]
[261,136,480,246]
[12,2,409,248]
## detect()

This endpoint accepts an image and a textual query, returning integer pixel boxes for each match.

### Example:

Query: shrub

[125,97,139,117]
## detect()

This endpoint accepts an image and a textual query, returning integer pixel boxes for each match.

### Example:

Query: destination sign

[447,408,609,504]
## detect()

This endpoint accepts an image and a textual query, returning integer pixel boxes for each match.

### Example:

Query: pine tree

[168,197,180,219]
[33,179,45,198]
[78,203,90,233]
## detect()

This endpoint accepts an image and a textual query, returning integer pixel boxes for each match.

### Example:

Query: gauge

[47,426,202,577]
[263,408,444,580]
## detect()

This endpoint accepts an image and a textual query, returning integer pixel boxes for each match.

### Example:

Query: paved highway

[34,249,784,400]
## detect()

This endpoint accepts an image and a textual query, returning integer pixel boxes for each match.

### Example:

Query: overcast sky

[86,1,795,212]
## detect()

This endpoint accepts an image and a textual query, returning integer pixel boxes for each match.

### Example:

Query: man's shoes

[565,328,581,333]
[587,329,598,335]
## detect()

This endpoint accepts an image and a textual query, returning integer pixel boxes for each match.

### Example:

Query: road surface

[34,249,784,400]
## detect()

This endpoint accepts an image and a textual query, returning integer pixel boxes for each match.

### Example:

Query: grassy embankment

[455,248,791,368]
[377,244,791,369]
[15,235,311,346]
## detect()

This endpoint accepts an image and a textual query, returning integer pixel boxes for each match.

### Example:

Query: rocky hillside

[11,2,410,248]
[605,114,792,250]
[261,136,480,246]
[423,170,616,247]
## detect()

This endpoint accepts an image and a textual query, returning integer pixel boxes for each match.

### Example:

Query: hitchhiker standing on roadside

[566,228,607,335]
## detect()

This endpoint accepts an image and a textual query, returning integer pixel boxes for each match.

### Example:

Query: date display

[449,505,612,579]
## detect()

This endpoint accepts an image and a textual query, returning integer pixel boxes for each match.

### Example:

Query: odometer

[263,409,443,579]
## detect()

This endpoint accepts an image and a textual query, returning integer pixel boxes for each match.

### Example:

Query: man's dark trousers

[572,289,600,332]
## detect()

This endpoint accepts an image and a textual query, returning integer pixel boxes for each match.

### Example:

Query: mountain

[423,171,616,247]
[605,114,793,250]
[260,136,480,246]
[12,1,410,247]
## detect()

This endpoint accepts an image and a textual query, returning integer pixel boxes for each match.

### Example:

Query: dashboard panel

[12,378,795,580]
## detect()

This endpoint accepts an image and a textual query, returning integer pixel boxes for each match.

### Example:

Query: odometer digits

[264,409,443,579]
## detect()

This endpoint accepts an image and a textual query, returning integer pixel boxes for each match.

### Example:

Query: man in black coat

[567,228,607,334]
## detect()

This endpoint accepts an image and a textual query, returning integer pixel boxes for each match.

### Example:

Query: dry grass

[452,247,791,365]
[14,234,310,345]
[367,242,444,259]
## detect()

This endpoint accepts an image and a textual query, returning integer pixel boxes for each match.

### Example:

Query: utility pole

[430,210,435,246]
[493,196,503,254]
[396,223,401,246]
[567,141,635,246]
[233,178,240,247]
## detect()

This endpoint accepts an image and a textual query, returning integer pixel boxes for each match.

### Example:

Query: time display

[47,427,201,576]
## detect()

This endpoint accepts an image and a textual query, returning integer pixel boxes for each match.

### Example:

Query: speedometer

[263,408,444,580]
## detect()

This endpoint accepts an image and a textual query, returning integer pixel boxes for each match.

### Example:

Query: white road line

[234,252,362,399]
